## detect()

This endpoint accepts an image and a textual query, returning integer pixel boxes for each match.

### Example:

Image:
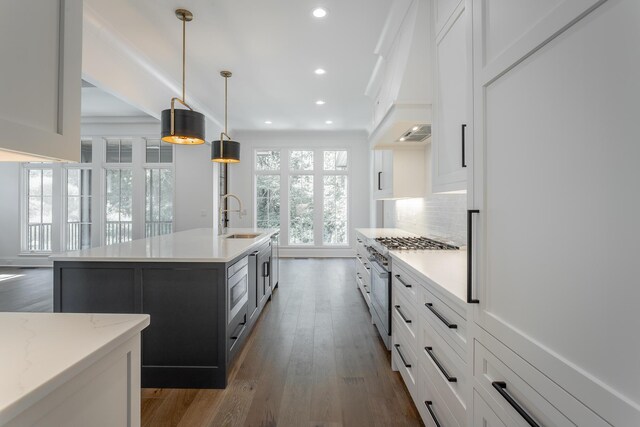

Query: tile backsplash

[384,194,467,246]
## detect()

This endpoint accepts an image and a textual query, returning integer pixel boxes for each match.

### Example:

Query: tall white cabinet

[469,0,640,425]
[0,0,82,162]
[432,0,471,193]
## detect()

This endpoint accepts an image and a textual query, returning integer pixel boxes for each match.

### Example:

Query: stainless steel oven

[369,257,391,350]
[228,256,249,322]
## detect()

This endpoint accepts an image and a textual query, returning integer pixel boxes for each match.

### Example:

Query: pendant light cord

[224,75,228,134]
[182,15,186,103]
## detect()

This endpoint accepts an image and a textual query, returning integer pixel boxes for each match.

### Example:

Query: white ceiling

[83,0,390,131]
[81,85,151,118]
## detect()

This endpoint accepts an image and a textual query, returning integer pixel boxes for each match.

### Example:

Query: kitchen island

[50,228,279,389]
[0,312,149,427]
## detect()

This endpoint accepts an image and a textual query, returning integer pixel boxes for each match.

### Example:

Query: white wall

[0,119,217,266]
[228,130,370,257]
[0,163,24,265]
[382,144,467,245]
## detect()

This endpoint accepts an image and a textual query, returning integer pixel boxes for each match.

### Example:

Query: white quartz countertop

[355,228,419,239]
[0,312,150,424]
[390,249,467,304]
[50,228,279,263]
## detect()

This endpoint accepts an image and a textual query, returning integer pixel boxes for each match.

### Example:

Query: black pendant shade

[211,139,240,163]
[161,108,206,145]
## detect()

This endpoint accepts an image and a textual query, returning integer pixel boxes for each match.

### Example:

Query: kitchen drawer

[419,286,467,359]
[393,324,418,400]
[473,389,507,427]
[228,307,248,362]
[418,365,461,427]
[392,264,419,303]
[393,288,418,344]
[474,331,609,427]
[356,258,370,284]
[420,320,467,427]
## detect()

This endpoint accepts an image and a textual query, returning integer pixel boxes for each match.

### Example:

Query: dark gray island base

[52,229,279,389]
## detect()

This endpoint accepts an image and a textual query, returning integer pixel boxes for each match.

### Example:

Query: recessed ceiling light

[412,126,419,131]
[264,120,272,124]
[325,120,333,124]
[316,100,326,105]
[399,137,406,141]
[314,68,326,75]
[312,7,327,18]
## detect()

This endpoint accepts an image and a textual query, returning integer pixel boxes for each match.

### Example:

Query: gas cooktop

[375,236,459,251]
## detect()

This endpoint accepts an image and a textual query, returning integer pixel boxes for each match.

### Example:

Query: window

[105,139,132,163]
[323,175,348,244]
[66,168,92,250]
[145,169,173,237]
[145,139,173,163]
[323,150,348,245]
[105,169,133,244]
[289,175,314,244]
[256,175,280,228]
[25,168,53,252]
[254,148,349,247]
[289,150,314,170]
[255,150,281,229]
[80,139,93,163]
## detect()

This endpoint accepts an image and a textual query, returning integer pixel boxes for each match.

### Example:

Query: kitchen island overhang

[50,228,279,389]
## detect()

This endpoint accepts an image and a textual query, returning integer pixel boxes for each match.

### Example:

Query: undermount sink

[225,233,261,239]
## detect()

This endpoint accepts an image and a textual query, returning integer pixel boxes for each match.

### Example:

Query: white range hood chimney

[365,0,432,149]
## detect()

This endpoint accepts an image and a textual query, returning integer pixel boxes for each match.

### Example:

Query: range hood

[366,0,432,149]
[369,103,432,149]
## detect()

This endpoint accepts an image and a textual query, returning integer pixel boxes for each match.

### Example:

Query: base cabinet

[6,335,142,427]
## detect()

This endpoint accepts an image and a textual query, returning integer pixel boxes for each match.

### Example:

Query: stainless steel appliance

[366,236,459,350]
[227,256,249,323]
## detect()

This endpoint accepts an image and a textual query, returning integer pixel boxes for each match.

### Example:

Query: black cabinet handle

[461,124,467,168]
[424,401,442,427]
[364,285,370,294]
[378,171,382,190]
[394,344,411,368]
[262,261,270,277]
[266,261,270,277]
[467,209,480,303]
[424,346,457,382]
[394,274,412,288]
[425,303,457,329]
[492,382,540,427]
[230,318,246,340]
[394,305,412,323]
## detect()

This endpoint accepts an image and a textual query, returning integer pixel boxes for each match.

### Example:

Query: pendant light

[161,9,206,145]
[211,71,240,163]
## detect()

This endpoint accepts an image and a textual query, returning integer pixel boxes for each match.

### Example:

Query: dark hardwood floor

[0,267,53,312]
[0,260,422,426]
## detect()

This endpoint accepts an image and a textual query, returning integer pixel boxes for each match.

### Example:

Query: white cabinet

[0,0,82,162]
[373,149,425,199]
[470,0,640,424]
[432,0,470,193]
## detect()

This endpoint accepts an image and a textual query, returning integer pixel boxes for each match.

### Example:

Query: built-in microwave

[228,256,249,322]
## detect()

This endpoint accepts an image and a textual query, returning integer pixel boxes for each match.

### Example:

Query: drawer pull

[394,344,411,368]
[424,346,457,382]
[230,320,246,340]
[394,274,412,288]
[424,401,441,427]
[425,303,457,329]
[394,305,412,323]
[363,285,370,294]
[492,381,540,427]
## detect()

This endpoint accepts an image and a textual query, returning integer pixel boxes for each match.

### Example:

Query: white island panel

[0,313,149,427]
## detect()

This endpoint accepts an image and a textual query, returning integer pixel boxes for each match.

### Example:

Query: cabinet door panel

[433,2,469,192]
[473,0,640,423]
[141,268,220,367]
[0,0,81,161]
